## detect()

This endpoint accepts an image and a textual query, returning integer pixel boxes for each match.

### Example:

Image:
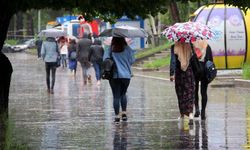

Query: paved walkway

[5,52,250,149]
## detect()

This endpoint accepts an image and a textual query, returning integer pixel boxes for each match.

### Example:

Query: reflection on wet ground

[4,53,250,149]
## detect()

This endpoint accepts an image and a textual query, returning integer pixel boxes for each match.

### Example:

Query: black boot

[194,107,200,117]
[201,110,206,120]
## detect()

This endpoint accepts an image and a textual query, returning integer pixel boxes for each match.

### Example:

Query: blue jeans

[80,63,91,82]
[109,79,130,115]
[61,54,67,68]
[93,62,102,80]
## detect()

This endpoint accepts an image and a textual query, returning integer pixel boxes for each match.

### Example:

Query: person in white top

[58,36,68,68]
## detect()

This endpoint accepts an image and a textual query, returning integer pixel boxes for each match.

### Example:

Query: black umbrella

[99,25,148,38]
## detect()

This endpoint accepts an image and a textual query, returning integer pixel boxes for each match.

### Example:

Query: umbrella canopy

[102,37,133,46]
[162,21,219,43]
[38,28,67,38]
[99,25,148,38]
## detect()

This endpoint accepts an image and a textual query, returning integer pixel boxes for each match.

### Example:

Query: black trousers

[195,76,208,113]
[45,62,57,90]
[109,79,130,115]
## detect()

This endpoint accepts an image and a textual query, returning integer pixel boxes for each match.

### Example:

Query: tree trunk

[26,11,34,37]
[149,15,157,46]
[157,13,161,45]
[169,1,181,23]
[16,12,24,40]
[0,11,13,49]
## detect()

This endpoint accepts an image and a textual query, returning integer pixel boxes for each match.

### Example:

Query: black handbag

[205,60,217,83]
[101,58,114,80]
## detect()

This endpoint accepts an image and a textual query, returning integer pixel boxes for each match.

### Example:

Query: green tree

[1,0,249,50]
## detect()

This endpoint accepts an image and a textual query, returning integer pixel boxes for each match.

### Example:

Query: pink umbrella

[162,21,218,43]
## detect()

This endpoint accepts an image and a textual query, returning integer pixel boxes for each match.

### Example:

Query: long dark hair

[111,37,127,52]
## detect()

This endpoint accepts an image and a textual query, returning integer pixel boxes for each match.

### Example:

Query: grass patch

[143,55,171,69]
[135,42,172,59]
[0,114,28,150]
[242,63,250,79]
[5,39,18,45]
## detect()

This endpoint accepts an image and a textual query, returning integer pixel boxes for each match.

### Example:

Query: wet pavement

[4,52,250,149]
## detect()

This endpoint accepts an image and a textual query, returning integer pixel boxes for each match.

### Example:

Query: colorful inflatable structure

[193,3,250,69]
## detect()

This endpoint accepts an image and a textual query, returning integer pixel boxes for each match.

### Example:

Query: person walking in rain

[35,38,43,59]
[89,39,104,85]
[41,37,59,94]
[103,37,135,124]
[68,38,77,76]
[76,33,92,84]
[193,40,214,120]
[170,41,195,125]
[58,36,68,69]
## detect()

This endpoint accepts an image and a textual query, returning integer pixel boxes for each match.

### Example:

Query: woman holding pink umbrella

[170,41,195,125]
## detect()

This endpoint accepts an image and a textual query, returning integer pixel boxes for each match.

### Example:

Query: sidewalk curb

[134,70,250,89]
[234,79,250,88]
[133,74,169,81]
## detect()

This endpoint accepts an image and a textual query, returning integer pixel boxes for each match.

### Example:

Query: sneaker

[122,114,127,121]
[201,110,206,120]
[97,80,101,85]
[194,111,200,117]
[189,119,194,125]
[114,117,120,124]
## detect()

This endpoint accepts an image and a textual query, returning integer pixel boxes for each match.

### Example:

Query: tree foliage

[0,0,250,49]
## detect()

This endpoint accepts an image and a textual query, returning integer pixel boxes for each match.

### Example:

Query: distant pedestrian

[170,41,195,125]
[41,37,59,94]
[35,38,43,59]
[58,36,68,68]
[103,37,135,124]
[68,38,77,75]
[193,40,214,120]
[89,39,104,85]
[77,33,92,84]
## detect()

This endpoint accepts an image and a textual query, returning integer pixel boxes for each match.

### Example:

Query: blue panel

[72,24,80,37]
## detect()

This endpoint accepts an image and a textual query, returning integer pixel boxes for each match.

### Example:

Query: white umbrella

[99,25,148,38]
[38,28,67,38]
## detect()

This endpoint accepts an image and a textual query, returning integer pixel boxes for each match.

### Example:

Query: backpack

[69,51,77,60]
[101,58,115,80]
[205,60,217,83]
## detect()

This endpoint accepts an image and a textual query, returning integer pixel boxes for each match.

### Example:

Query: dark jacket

[89,39,104,64]
[76,38,92,66]
[170,44,214,77]
[35,39,43,50]
[68,42,77,60]
[197,44,213,80]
